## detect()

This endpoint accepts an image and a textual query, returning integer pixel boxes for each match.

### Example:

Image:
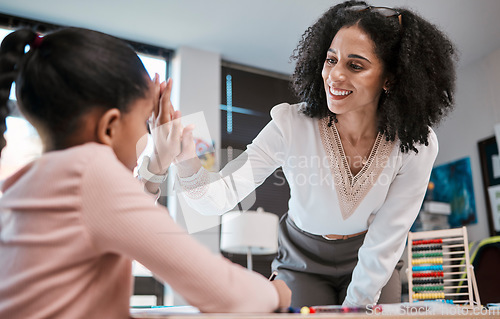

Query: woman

[159,0,456,308]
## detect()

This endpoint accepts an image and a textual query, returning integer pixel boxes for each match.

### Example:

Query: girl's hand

[148,75,193,174]
[271,280,292,309]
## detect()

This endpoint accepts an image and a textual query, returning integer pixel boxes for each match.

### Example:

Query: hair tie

[32,34,44,49]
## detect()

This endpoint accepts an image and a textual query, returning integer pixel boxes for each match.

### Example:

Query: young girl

[0,28,290,318]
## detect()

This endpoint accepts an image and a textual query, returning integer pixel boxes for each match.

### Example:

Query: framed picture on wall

[478,136,500,236]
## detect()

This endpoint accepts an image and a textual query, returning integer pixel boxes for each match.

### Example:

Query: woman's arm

[175,104,293,215]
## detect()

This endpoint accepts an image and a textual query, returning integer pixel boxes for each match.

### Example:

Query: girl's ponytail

[0,29,37,151]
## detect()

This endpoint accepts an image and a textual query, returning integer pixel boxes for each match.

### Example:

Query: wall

[169,46,222,250]
[400,52,500,290]
[433,48,500,242]
[166,46,222,305]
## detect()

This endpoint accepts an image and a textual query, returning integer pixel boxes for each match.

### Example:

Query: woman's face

[321,25,388,116]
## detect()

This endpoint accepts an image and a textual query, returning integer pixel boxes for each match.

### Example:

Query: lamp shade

[220,207,279,255]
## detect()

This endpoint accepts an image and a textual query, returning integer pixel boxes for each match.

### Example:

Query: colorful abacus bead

[412,285,444,292]
[414,299,454,304]
[412,252,443,258]
[413,292,445,300]
[411,257,443,265]
[412,271,444,278]
[413,278,444,285]
[411,244,443,251]
[412,239,443,245]
[412,265,443,272]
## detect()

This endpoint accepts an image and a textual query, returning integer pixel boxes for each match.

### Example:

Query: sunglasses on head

[346,5,402,26]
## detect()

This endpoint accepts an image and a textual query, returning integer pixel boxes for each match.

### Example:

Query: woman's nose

[327,65,346,85]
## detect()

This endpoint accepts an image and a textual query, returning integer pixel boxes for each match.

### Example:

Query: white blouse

[177,102,438,306]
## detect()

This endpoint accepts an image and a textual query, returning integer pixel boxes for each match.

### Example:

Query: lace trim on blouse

[318,117,395,220]
[178,167,210,200]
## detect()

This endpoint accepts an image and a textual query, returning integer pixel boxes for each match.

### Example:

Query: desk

[131,314,500,319]
[131,309,500,319]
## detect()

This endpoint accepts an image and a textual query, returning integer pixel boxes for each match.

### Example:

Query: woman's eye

[350,63,363,70]
[326,58,337,65]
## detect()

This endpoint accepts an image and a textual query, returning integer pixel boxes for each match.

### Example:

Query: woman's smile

[328,87,354,100]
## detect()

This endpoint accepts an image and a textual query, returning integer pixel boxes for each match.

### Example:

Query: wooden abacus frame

[407,227,481,308]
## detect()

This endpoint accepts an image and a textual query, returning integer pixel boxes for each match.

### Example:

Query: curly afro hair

[291,0,457,153]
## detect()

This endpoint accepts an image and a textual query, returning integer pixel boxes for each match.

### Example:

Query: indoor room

[0,0,499,318]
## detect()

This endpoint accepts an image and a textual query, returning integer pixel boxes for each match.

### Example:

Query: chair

[469,236,500,304]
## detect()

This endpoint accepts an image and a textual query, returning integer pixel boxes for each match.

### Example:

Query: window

[0,27,41,180]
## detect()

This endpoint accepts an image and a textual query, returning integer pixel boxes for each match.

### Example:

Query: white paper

[494,123,500,152]
[488,185,500,232]
[130,305,200,317]
[493,154,500,179]
[179,111,215,157]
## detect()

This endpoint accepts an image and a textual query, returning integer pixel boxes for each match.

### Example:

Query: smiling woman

[172,0,457,308]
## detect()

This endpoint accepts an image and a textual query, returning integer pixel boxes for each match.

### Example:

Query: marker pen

[268,271,278,281]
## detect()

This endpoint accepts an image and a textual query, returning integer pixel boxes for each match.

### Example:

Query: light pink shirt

[0,143,278,319]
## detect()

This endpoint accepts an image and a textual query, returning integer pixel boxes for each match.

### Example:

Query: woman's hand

[147,74,194,175]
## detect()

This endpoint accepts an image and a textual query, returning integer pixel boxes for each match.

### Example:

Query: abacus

[407,227,481,308]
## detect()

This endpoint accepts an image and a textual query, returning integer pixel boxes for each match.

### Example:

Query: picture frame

[477,136,500,236]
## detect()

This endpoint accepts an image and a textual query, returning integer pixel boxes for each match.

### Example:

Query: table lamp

[220,207,279,271]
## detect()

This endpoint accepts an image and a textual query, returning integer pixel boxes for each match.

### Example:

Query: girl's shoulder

[0,142,122,200]
[44,142,125,184]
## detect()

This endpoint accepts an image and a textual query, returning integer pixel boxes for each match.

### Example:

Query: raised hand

[147,74,192,175]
